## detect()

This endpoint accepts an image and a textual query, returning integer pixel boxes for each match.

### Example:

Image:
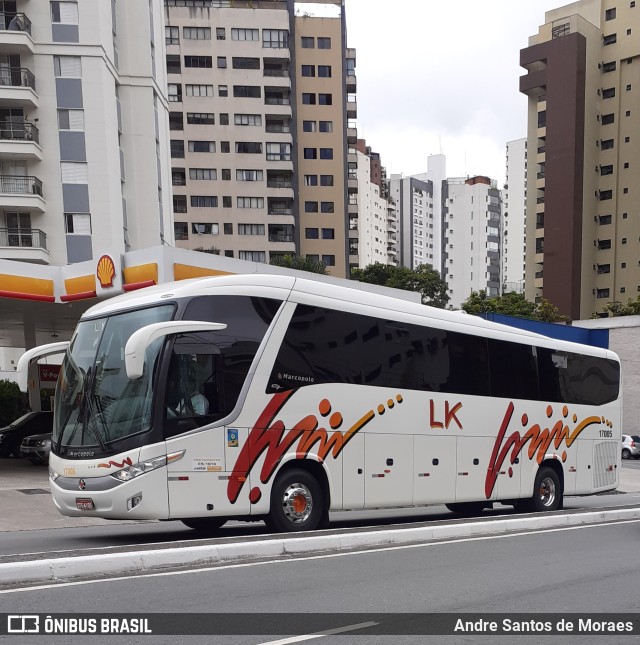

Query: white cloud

[346,0,564,183]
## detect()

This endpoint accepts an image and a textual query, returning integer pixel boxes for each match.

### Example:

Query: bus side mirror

[124,321,227,380]
[16,341,70,393]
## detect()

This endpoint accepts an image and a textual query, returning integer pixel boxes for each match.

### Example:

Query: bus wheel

[181,517,227,532]
[519,466,562,513]
[445,502,487,516]
[266,468,324,533]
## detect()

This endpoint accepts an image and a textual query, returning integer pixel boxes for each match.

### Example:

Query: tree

[0,379,29,427]
[351,263,449,308]
[461,291,567,322]
[193,246,220,255]
[269,254,327,275]
[597,297,640,317]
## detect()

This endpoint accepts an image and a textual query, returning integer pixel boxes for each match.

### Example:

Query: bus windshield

[53,305,174,453]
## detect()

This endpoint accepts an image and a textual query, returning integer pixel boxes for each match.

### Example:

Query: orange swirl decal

[228,392,403,504]
[485,402,610,498]
[97,457,133,469]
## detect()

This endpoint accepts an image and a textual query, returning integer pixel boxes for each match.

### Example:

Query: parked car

[0,412,53,458]
[621,434,640,460]
[20,432,52,465]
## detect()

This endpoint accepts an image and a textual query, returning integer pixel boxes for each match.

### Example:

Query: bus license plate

[76,498,95,510]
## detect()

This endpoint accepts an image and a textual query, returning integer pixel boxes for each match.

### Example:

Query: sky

[345,0,568,184]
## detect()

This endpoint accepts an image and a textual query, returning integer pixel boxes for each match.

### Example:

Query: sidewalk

[2,457,640,532]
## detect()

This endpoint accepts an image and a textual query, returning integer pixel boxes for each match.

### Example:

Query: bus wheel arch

[265,460,330,533]
[517,459,564,513]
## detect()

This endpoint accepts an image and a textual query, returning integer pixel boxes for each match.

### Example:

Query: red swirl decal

[97,457,133,469]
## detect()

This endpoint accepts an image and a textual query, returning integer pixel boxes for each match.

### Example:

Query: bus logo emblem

[78,479,86,490]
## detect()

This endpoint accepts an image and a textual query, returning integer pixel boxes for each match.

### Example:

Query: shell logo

[97,254,116,288]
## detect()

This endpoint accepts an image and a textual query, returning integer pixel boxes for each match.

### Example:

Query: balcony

[347,96,357,119]
[0,227,49,264]
[0,13,34,54]
[347,126,357,144]
[268,206,293,216]
[267,178,293,189]
[0,67,37,107]
[0,175,44,211]
[0,121,41,160]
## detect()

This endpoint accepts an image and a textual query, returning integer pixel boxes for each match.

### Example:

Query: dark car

[20,432,52,465]
[0,412,53,458]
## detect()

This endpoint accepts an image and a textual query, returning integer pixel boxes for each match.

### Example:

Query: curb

[2,507,640,588]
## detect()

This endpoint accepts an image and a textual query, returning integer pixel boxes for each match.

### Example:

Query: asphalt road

[1,517,638,645]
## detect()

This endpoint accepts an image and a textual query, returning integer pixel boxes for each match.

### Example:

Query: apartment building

[502,138,527,294]
[442,176,501,309]
[521,0,640,319]
[164,0,355,277]
[0,0,172,268]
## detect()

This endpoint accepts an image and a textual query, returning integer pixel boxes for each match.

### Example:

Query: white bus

[20,275,622,532]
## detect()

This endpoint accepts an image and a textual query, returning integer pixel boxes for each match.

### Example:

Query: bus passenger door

[364,433,413,507]
[456,437,498,503]
[413,436,456,505]
[342,433,365,508]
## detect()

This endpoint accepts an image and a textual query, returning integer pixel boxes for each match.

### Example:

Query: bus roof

[79,274,618,361]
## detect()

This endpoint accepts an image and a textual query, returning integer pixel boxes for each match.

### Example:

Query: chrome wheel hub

[539,476,556,507]
[282,483,313,523]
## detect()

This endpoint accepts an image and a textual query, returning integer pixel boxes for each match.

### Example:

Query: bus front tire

[265,468,324,533]
[517,466,562,513]
[445,502,488,516]
[181,517,227,532]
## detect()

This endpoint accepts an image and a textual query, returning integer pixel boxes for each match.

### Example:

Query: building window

[305,201,318,213]
[596,288,610,299]
[605,7,616,20]
[321,228,334,239]
[184,27,211,40]
[318,65,331,77]
[602,113,615,125]
[601,139,614,149]
[188,140,215,153]
[192,223,219,234]
[224,223,233,234]
[603,33,617,45]
[190,196,218,208]
[305,228,319,239]
[216,27,225,40]
[233,85,261,98]
[236,169,263,181]
[220,113,229,125]
[172,169,186,186]
[322,255,335,266]
[302,65,315,77]
[58,109,84,130]
[301,36,314,48]
[223,196,232,208]
[169,112,183,131]
[168,83,182,102]
[174,222,188,240]
[320,148,333,160]
[231,28,259,41]
[190,168,216,180]
[624,187,629,193]
[302,93,316,105]
[602,87,616,98]
[321,202,334,213]
[239,251,266,262]
[624,162,630,168]
[317,37,331,49]
[64,212,91,234]
[237,197,264,208]
[236,141,262,154]
[218,85,228,97]
[165,26,179,45]
[626,110,631,116]
[602,61,616,72]
[238,224,265,235]
[599,188,612,199]
[185,56,212,68]
[600,164,614,175]
[263,29,288,49]
[170,140,184,158]
[303,120,316,132]
[319,121,333,133]
[51,1,78,24]
[217,57,227,69]
[166,55,181,74]
[219,141,229,153]
[318,93,332,105]
[304,175,318,186]
[320,175,333,186]
[61,161,88,183]
[234,113,262,126]
[304,148,317,159]
[599,214,612,225]
[221,169,231,180]
[173,196,187,214]
[187,112,214,125]
[232,57,260,70]
[186,84,214,97]
[53,55,81,77]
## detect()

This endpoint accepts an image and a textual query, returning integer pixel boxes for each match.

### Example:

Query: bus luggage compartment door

[364,433,413,507]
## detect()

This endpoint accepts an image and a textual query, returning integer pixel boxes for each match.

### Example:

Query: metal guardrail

[0,121,39,144]
[269,235,294,242]
[0,67,36,90]
[0,175,42,196]
[0,227,46,249]
[0,12,31,35]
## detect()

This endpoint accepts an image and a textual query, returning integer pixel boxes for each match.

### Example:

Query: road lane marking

[255,621,378,644]
[2,518,640,595]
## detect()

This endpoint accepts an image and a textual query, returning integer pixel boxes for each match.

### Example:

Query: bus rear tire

[518,466,562,513]
[181,517,227,532]
[445,502,487,516]
[265,468,324,533]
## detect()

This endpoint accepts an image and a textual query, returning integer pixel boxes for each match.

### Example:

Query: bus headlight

[110,450,185,482]
[49,467,60,482]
